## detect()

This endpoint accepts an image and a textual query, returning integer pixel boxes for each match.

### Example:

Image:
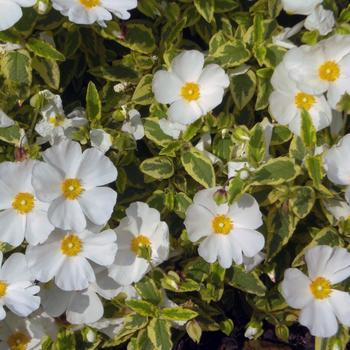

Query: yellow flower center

[212,215,233,235]
[131,235,151,256]
[61,234,82,256]
[12,192,35,214]
[61,178,84,200]
[49,114,65,127]
[309,276,332,300]
[7,332,30,350]
[318,61,340,82]
[181,82,200,102]
[0,280,8,298]
[80,0,100,8]
[294,92,316,110]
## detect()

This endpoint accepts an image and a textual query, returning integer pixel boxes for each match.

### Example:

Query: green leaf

[247,123,266,167]
[147,319,172,350]
[54,329,76,350]
[336,92,350,113]
[250,157,298,186]
[270,125,292,145]
[0,125,21,144]
[160,307,198,321]
[132,74,154,105]
[289,186,316,219]
[209,32,251,68]
[229,69,256,110]
[266,206,299,260]
[174,192,192,219]
[140,156,174,180]
[86,82,102,123]
[292,227,343,267]
[32,56,60,90]
[126,300,158,317]
[89,64,138,82]
[186,320,202,343]
[305,155,332,196]
[227,265,266,296]
[134,278,162,306]
[116,23,156,54]
[26,38,65,61]
[301,109,316,150]
[194,0,215,23]
[144,118,173,147]
[181,147,216,188]
[1,50,32,86]
[227,176,245,204]
[255,68,273,110]
[104,314,149,347]
[212,133,234,161]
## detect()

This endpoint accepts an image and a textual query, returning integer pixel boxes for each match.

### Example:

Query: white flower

[281,245,350,337]
[195,133,219,164]
[32,140,118,232]
[0,311,57,350]
[227,161,250,179]
[269,61,332,135]
[324,134,350,203]
[152,50,229,125]
[0,160,54,247]
[0,109,14,128]
[35,91,87,145]
[90,129,112,154]
[272,22,304,50]
[159,118,187,139]
[26,228,117,291]
[0,0,36,31]
[0,252,40,320]
[121,109,144,141]
[108,202,169,285]
[41,266,136,325]
[330,109,346,137]
[304,5,335,36]
[184,188,265,268]
[281,0,322,15]
[51,0,137,26]
[284,35,350,109]
[324,199,350,221]
[243,252,265,272]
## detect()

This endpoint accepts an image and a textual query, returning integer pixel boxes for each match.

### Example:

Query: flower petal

[78,187,117,226]
[0,253,32,283]
[228,194,263,230]
[25,209,54,246]
[152,71,182,104]
[299,299,338,337]
[231,228,265,258]
[281,268,313,309]
[42,140,82,177]
[55,256,95,291]
[82,229,117,266]
[171,50,204,82]
[329,289,350,326]
[0,209,25,247]
[76,148,118,189]
[48,196,86,232]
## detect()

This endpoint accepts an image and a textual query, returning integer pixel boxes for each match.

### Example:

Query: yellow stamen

[49,114,65,127]
[12,192,35,214]
[0,281,7,298]
[212,215,233,235]
[61,178,84,200]
[318,61,340,82]
[61,234,82,256]
[7,332,30,350]
[131,235,151,256]
[294,92,316,110]
[181,82,200,102]
[310,276,332,300]
[80,0,100,9]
